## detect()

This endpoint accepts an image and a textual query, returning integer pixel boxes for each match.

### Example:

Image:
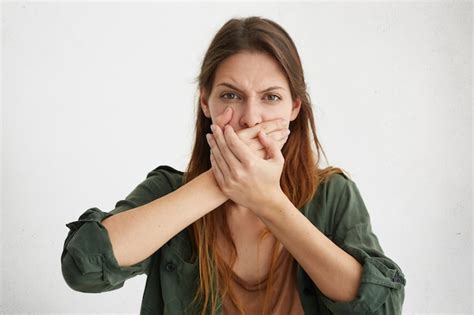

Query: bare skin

[213,112,288,283]
[100,114,288,269]
[100,52,361,302]
[204,51,364,302]
[217,205,284,284]
[200,51,302,282]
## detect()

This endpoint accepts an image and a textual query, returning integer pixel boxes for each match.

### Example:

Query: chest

[216,211,285,284]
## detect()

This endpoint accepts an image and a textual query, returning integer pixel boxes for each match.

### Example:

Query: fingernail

[210,124,215,132]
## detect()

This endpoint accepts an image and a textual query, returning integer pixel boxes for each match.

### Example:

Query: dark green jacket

[61,165,406,314]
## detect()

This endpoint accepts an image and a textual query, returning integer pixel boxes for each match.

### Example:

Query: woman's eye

[221,92,240,100]
[220,92,281,102]
[266,94,282,102]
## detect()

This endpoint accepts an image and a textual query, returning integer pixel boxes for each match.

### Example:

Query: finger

[207,131,232,177]
[222,124,255,166]
[258,130,283,161]
[210,151,225,188]
[270,128,290,141]
[236,125,286,158]
[278,134,290,150]
[215,107,233,129]
[255,132,288,156]
[237,118,288,140]
[242,128,289,151]
[248,140,264,152]
[212,124,241,171]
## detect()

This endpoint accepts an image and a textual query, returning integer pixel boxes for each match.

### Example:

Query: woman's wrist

[201,168,229,206]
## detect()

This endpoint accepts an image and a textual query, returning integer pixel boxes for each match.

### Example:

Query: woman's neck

[227,202,252,215]
[225,201,265,231]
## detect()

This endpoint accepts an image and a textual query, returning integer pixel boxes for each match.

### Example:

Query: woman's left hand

[206,123,285,212]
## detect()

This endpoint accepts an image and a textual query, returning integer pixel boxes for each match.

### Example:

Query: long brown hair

[182,16,349,315]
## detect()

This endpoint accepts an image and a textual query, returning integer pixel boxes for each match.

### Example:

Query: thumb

[222,107,233,125]
[215,107,233,128]
[258,130,283,161]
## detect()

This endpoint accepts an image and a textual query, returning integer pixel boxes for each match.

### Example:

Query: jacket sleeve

[61,165,180,293]
[317,175,406,314]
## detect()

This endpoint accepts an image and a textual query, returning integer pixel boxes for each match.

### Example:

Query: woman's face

[200,51,301,132]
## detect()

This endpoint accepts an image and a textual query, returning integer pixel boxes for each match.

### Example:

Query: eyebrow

[216,82,284,94]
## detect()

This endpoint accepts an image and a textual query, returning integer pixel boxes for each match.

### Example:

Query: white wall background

[1,1,472,314]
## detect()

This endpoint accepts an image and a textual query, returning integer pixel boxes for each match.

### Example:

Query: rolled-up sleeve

[61,165,180,293]
[318,176,406,314]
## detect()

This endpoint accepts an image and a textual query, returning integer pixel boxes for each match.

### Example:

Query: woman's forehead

[207,51,290,95]
[213,76,289,94]
[214,66,289,92]
[216,52,284,75]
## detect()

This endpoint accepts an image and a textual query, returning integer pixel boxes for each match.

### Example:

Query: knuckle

[230,139,238,150]
[227,178,237,188]
[226,137,234,147]
[233,171,242,182]
[246,160,255,169]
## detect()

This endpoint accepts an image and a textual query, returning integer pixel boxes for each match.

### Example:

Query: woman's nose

[238,99,263,128]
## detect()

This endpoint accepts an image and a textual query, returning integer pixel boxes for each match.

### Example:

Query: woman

[61,16,406,314]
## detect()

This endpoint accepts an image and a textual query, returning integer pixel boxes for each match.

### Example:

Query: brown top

[221,247,305,315]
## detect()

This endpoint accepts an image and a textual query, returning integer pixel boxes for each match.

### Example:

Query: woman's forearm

[101,169,227,267]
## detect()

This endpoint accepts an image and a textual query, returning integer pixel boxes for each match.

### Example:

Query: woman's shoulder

[145,164,185,191]
[302,167,366,236]
[317,167,354,200]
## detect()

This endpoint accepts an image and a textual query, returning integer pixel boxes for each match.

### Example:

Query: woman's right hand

[211,107,290,160]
